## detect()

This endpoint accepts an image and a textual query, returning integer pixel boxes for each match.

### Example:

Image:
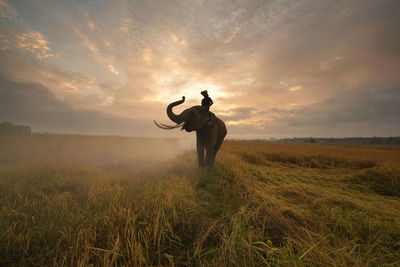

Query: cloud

[295,86,400,126]
[0,22,55,60]
[118,17,134,34]
[0,50,105,109]
[0,0,19,21]
[0,30,10,51]
[171,34,186,46]
[219,107,256,122]
[73,27,103,62]
[289,86,302,92]
[73,27,119,75]
[16,31,53,59]
[1,0,399,138]
[108,64,119,75]
[246,86,400,138]
[81,9,111,47]
[223,27,240,44]
[0,74,153,136]
[143,48,153,64]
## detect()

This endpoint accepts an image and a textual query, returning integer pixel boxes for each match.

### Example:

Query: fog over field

[0,135,195,173]
[1,0,399,138]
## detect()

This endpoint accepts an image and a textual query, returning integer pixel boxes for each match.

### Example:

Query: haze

[0,0,399,139]
[1,135,194,174]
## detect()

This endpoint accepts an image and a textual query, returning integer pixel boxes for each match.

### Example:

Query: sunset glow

[0,0,399,138]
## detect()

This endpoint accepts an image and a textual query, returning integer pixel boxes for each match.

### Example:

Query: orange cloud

[171,34,186,46]
[16,31,53,59]
[143,48,153,64]
[108,64,119,75]
[289,86,302,92]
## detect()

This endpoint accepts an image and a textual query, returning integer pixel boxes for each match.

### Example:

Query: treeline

[276,137,400,145]
[229,137,400,145]
[0,122,31,135]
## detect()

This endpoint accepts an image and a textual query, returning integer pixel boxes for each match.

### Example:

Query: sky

[0,0,399,139]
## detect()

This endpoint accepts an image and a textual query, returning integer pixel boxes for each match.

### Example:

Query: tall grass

[1,137,399,266]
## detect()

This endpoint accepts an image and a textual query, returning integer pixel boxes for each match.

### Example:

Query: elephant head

[154,96,211,132]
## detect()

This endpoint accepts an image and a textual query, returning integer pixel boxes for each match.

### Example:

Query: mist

[0,135,195,174]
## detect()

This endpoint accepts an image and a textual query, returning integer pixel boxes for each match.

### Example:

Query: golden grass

[1,137,400,266]
[225,141,400,167]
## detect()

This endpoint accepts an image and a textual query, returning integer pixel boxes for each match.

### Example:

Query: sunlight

[181,81,227,100]
[149,71,231,104]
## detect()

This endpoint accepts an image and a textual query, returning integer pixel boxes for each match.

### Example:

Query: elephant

[154,96,227,168]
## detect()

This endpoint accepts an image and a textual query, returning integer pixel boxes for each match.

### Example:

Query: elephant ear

[192,107,210,129]
[184,106,208,132]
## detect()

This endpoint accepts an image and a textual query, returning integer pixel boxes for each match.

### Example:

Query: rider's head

[201,90,208,97]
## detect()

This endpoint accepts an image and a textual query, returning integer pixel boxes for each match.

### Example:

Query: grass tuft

[351,166,400,197]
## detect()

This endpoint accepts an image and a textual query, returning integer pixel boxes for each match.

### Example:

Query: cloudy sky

[0,0,399,138]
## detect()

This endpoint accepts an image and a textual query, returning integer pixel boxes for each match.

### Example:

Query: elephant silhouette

[155,96,227,168]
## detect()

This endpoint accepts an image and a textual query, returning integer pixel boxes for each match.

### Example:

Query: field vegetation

[1,136,399,266]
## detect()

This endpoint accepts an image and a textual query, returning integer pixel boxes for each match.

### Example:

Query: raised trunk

[167,98,185,123]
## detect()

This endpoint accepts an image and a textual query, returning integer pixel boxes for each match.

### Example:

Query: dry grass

[1,137,400,266]
[225,141,400,167]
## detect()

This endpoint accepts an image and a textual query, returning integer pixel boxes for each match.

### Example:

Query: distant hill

[0,122,31,135]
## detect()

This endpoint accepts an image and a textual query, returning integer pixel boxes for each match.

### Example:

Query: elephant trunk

[167,98,185,123]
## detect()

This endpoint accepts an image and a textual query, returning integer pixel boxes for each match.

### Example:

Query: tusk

[160,122,185,128]
[160,123,175,128]
[154,120,185,130]
[154,120,171,130]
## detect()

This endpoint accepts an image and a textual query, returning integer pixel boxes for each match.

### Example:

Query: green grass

[1,136,400,266]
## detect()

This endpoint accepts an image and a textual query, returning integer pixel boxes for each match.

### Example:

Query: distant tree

[0,122,31,135]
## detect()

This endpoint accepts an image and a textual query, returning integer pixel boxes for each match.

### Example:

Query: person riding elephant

[201,90,213,112]
[201,90,214,126]
[154,96,227,168]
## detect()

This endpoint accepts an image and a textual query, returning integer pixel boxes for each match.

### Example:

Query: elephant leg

[214,139,223,155]
[210,137,224,166]
[197,143,205,168]
[210,152,216,167]
[196,133,205,168]
[205,143,215,167]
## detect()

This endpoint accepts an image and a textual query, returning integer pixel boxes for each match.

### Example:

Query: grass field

[1,136,399,266]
